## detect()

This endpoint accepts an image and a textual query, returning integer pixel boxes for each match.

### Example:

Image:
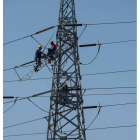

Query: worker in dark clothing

[34,45,45,72]
[62,83,69,92]
[47,40,56,59]
[61,83,69,102]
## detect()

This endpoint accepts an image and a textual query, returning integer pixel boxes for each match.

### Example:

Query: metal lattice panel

[47,0,86,140]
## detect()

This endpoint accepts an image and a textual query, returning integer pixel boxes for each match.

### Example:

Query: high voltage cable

[27,98,49,113]
[3,116,48,129]
[3,102,136,130]
[3,87,137,105]
[79,39,136,47]
[82,70,137,76]
[3,125,136,137]
[101,39,137,45]
[3,98,17,113]
[85,86,136,90]
[8,92,136,98]
[3,69,136,82]
[3,21,136,46]
[3,37,136,72]
[87,125,137,131]
[102,102,137,107]
[83,92,136,96]
[83,21,137,26]
[3,26,56,45]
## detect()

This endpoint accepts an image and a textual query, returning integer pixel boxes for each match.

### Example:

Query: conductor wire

[80,45,100,65]
[27,98,49,113]
[3,98,17,113]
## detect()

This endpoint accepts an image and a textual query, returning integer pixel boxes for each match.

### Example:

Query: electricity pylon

[47,0,86,139]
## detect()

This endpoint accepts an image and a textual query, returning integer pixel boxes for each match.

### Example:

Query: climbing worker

[47,40,56,60]
[61,83,69,103]
[62,83,69,92]
[34,45,45,72]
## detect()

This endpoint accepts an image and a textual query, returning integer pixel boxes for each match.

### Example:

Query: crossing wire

[27,98,49,113]
[3,98,17,113]
[3,26,56,45]
[3,116,48,129]
[3,102,136,131]
[3,38,136,72]
[3,21,136,46]
[3,69,137,82]
[6,92,136,98]
[3,125,136,137]
[83,21,136,26]
[3,87,137,105]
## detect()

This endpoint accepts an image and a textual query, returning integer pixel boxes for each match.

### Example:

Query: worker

[47,40,56,60]
[34,45,45,72]
[61,83,69,102]
[62,83,68,92]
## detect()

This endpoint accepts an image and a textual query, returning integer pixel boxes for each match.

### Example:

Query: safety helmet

[63,83,67,87]
[49,40,54,44]
[38,45,42,49]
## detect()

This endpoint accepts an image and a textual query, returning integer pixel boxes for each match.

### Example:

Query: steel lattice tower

[47,0,86,139]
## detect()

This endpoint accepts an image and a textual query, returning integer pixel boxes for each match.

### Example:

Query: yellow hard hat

[63,83,67,87]
[49,40,53,44]
[38,45,42,49]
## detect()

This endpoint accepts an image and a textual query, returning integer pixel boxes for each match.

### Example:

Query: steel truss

[47,0,86,140]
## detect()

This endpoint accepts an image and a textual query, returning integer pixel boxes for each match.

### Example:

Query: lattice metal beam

[47,0,86,140]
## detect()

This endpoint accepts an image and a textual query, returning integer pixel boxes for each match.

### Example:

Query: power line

[3,26,56,45]
[79,39,136,47]
[3,87,137,105]
[12,92,136,98]
[80,45,100,65]
[3,116,47,129]
[101,39,137,45]
[87,125,137,131]
[3,124,136,137]
[3,69,136,82]
[86,106,101,130]
[83,21,137,26]
[3,132,47,137]
[3,98,17,113]
[27,98,49,113]
[102,102,137,108]
[3,102,136,131]
[85,86,136,90]
[66,21,137,26]
[3,21,136,46]
[82,70,137,76]
[83,92,137,96]
[3,37,136,72]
